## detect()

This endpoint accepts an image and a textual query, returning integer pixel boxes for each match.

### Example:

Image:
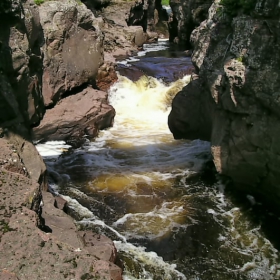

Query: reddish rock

[78,231,117,263]
[93,260,123,280]
[54,196,68,211]
[97,62,118,92]
[0,270,19,280]
[32,87,115,142]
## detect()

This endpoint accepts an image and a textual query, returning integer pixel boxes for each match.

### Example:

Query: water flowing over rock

[168,0,280,209]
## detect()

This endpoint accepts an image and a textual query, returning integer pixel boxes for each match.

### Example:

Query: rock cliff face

[169,0,213,48]
[39,0,104,106]
[168,0,280,209]
[127,0,169,39]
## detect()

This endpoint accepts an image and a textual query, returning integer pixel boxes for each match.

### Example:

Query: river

[36,40,280,280]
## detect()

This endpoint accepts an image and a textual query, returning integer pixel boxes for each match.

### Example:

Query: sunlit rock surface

[33,87,115,142]
[38,0,104,106]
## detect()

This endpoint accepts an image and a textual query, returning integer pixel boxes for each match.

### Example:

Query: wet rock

[168,1,280,209]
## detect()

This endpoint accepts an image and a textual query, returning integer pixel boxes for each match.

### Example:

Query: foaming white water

[113,201,192,240]
[114,241,186,280]
[36,141,71,157]
[36,66,280,279]
[202,181,280,279]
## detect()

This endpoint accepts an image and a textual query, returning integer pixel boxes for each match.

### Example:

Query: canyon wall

[168,0,213,48]
[168,0,280,209]
[127,0,169,39]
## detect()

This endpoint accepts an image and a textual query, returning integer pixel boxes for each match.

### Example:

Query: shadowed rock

[168,1,280,210]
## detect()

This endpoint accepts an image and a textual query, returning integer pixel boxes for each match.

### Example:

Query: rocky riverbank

[0,0,160,278]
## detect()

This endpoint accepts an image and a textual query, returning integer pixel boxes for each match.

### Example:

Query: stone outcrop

[0,0,45,127]
[100,0,148,62]
[168,0,280,209]
[0,153,122,279]
[33,87,115,142]
[38,0,104,106]
[169,0,213,48]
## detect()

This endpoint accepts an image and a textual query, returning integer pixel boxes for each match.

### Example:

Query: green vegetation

[34,0,45,5]
[220,0,256,16]
[161,0,170,6]
[236,56,244,63]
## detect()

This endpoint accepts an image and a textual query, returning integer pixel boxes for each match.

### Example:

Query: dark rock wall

[169,0,280,209]
[0,0,44,128]
[169,0,213,48]
[0,0,46,187]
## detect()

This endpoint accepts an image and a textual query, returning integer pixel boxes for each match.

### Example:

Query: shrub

[161,0,170,6]
[34,0,45,5]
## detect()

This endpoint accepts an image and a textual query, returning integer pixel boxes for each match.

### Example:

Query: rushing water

[36,41,280,280]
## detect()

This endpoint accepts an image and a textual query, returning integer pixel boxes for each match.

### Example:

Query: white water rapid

[36,41,280,280]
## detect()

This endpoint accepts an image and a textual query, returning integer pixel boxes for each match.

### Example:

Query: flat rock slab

[33,87,115,142]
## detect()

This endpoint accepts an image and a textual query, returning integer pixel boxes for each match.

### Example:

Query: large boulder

[33,87,115,142]
[168,0,280,209]
[38,0,104,106]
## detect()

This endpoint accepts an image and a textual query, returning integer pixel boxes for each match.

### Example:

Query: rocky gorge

[1,0,280,279]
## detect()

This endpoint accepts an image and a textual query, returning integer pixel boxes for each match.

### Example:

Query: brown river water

[36,40,280,280]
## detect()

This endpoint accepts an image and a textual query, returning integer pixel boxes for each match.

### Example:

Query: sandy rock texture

[168,0,280,209]
[0,0,126,278]
[0,139,122,279]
